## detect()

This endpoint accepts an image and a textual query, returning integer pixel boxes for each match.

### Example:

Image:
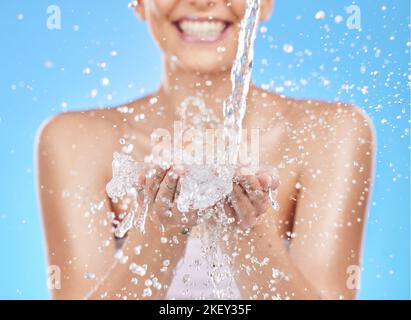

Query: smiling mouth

[173,18,232,43]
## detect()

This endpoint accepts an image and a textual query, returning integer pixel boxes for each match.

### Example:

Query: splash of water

[106,0,268,232]
[106,152,140,200]
[176,0,262,213]
[176,0,264,299]
[106,152,149,235]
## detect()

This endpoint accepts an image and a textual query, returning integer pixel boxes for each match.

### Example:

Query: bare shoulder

[36,108,123,176]
[296,98,375,143]
[283,96,376,164]
[38,107,121,139]
[254,88,375,144]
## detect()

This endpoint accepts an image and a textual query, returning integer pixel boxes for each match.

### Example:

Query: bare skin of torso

[37,85,374,300]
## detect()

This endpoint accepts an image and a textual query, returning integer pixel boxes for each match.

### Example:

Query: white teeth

[178,20,226,39]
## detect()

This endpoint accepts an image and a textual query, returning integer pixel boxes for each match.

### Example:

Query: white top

[165,235,242,300]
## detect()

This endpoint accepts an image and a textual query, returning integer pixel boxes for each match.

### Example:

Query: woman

[36,0,375,300]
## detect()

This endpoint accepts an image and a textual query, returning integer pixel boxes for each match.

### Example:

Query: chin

[177,52,233,74]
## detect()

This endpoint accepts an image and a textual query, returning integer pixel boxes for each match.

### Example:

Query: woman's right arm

[36,114,188,299]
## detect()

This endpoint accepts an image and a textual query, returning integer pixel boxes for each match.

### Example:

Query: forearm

[86,225,189,300]
[229,225,322,300]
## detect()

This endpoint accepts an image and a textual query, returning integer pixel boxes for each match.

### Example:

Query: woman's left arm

[227,107,376,300]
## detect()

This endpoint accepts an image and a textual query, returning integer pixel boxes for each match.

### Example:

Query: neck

[157,58,237,116]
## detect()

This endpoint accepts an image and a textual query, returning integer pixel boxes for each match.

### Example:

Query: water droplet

[97,61,107,69]
[101,77,110,87]
[182,274,191,284]
[129,263,147,276]
[90,89,98,98]
[315,10,326,20]
[163,210,173,218]
[360,86,369,95]
[134,113,145,122]
[119,255,128,264]
[134,245,142,255]
[83,67,91,75]
[283,44,294,54]
[142,287,152,297]
[84,272,96,280]
[149,97,158,105]
[153,282,162,290]
[44,61,54,69]
[217,46,226,53]
[334,15,343,24]
[122,144,134,154]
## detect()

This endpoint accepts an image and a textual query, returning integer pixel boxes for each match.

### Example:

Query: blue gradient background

[0,0,409,299]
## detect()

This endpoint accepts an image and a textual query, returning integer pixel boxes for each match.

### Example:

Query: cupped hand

[138,164,197,229]
[225,167,279,230]
[137,164,279,232]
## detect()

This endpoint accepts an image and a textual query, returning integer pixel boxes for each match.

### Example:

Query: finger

[157,169,179,202]
[172,178,198,227]
[230,183,257,230]
[257,169,279,192]
[136,170,146,190]
[238,175,269,215]
[152,169,179,223]
[223,201,237,229]
[135,168,147,204]
[145,165,167,203]
[223,201,236,218]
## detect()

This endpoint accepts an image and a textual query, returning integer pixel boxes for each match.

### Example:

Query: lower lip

[175,24,231,44]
